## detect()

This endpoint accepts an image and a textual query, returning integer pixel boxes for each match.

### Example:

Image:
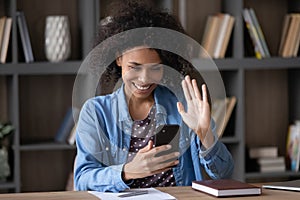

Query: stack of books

[278,13,300,58]
[242,8,270,59]
[200,13,235,59]
[249,146,286,173]
[0,11,34,64]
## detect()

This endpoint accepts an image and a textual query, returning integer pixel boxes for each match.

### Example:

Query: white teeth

[134,83,151,90]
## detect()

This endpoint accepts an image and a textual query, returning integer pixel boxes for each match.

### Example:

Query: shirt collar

[115,84,168,123]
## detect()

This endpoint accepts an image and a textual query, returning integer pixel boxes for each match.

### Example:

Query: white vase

[45,16,71,62]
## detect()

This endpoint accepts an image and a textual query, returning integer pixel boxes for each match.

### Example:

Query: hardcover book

[16,11,34,63]
[54,108,75,143]
[211,96,237,138]
[0,16,6,52]
[0,17,12,63]
[192,179,261,197]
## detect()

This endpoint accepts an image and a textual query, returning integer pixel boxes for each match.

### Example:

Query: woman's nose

[138,69,151,83]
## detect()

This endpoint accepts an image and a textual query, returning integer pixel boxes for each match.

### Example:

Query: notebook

[192,179,262,197]
[262,179,300,192]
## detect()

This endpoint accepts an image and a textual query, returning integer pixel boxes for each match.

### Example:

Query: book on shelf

[218,14,235,58]
[249,146,278,159]
[200,13,234,59]
[192,179,261,197]
[248,8,270,57]
[259,163,286,173]
[279,13,300,58]
[211,96,237,138]
[262,179,300,192]
[243,8,266,59]
[0,16,6,54]
[278,14,292,56]
[257,156,285,165]
[213,13,235,59]
[0,17,12,64]
[286,121,300,172]
[292,14,300,57]
[200,15,220,57]
[248,146,286,173]
[16,11,34,63]
[54,108,75,143]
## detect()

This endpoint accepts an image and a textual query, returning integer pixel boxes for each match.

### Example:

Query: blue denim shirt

[74,84,234,192]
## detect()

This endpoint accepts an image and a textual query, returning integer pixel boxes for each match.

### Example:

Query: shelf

[245,171,300,179]
[226,57,300,70]
[1,58,299,76]
[0,61,82,75]
[0,181,16,190]
[219,136,240,144]
[0,0,299,193]
[18,143,76,151]
[193,57,300,71]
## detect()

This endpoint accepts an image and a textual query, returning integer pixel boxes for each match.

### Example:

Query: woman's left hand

[177,75,214,148]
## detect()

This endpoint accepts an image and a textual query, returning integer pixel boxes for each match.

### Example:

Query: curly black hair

[94,0,210,105]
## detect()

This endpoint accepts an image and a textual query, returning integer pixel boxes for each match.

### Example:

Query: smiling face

[116,47,163,101]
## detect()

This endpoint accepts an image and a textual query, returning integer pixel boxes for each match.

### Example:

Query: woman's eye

[129,66,141,71]
[151,65,163,71]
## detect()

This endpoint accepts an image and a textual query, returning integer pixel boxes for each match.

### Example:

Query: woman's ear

[116,56,122,67]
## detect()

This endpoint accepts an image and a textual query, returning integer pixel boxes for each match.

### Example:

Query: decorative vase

[45,15,71,62]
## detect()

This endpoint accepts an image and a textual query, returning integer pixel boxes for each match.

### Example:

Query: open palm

[177,76,211,141]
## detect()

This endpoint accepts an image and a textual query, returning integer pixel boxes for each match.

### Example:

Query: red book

[192,179,261,197]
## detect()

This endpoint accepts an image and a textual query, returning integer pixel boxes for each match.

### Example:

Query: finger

[185,75,196,99]
[177,102,185,114]
[155,159,179,171]
[139,140,153,153]
[177,102,189,121]
[151,144,171,155]
[201,84,208,102]
[192,79,202,100]
[181,79,192,101]
[155,151,180,163]
[150,167,172,176]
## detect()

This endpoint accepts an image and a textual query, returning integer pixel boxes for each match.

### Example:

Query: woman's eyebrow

[128,61,141,66]
[128,61,162,66]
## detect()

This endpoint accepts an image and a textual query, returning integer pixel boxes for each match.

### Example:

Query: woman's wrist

[122,163,134,181]
[198,128,214,149]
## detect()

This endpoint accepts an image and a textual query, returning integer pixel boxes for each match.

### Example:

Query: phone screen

[154,124,180,162]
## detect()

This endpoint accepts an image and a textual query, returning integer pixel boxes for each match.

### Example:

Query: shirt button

[122,147,127,151]
[105,147,109,151]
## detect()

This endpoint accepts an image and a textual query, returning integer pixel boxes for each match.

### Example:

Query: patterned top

[127,106,176,188]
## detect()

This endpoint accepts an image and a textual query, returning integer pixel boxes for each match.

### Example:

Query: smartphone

[154,124,180,162]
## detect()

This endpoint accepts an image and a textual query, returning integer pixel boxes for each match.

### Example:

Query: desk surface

[0,186,299,200]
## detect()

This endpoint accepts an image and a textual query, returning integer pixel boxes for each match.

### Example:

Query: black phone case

[154,124,180,162]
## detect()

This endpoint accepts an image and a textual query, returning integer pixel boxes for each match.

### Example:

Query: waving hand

[177,76,214,148]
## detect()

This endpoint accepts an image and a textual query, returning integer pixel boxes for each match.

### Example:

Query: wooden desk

[0,186,299,200]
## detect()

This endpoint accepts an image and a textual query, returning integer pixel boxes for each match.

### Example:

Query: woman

[74,0,234,192]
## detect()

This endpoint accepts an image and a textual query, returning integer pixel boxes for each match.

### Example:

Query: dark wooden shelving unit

[0,0,300,193]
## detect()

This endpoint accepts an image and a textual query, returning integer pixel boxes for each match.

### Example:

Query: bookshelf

[0,0,300,193]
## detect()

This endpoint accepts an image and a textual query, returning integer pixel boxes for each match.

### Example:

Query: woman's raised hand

[177,76,213,147]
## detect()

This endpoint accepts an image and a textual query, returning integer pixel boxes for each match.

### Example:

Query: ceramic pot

[45,16,71,62]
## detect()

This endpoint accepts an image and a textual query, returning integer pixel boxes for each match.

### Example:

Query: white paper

[88,188,176,200]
